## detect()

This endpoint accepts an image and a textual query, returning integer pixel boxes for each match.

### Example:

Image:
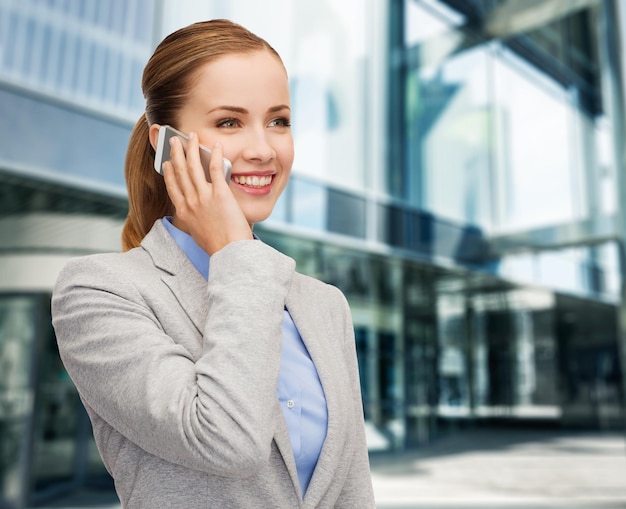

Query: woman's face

[176,50,293,225]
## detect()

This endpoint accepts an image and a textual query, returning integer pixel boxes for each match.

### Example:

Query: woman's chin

[241,206,273,226]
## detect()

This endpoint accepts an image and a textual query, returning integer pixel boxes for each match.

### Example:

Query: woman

[51,19,375,509]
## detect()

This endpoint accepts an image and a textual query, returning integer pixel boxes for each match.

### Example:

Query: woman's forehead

[187,52,290,107]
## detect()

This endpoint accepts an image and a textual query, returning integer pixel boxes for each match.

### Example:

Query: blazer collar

[141,220,209,335]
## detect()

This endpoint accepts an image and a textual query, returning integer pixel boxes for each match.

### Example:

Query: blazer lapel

[141,221,209,335]
[272,403,304,500]
[284,275,348,508]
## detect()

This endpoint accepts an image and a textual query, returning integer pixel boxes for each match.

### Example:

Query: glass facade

[390,0,621,298]
[0,0,625,506]
[385,0,624,428]
[0,0,153,119]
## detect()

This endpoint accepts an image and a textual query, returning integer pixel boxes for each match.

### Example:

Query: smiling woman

[50,18,375,509]
[148,50,294,234]
[120,20,293,251]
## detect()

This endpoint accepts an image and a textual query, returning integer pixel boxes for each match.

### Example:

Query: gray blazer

[51,221,375,508]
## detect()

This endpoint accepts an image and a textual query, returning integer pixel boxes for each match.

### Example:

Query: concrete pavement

[33,428,626,508]
[370,428,626,509]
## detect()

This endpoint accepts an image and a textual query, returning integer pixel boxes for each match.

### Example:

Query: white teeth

[233,175,273,187]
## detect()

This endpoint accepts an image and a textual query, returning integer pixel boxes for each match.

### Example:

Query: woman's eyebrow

[207,104,291,115]
[207,105,247,114]
[268,104,291,113]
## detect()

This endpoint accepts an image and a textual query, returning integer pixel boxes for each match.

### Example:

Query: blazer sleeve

[335,291,376,508]
[51,240,295,478]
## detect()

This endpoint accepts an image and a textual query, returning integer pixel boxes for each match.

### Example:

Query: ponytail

[121,114,173,251]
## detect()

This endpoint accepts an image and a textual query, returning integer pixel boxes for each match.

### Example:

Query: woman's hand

[162,132,253,255]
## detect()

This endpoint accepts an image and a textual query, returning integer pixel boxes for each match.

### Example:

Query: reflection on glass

[0,0,152,117]
[377,331,405,448]
[404,0,464,47]
[437,294,470,415]
[291,178,327,232]
[418,47,493,228]
[0,88,131,190]
[31,304,80,492]
[403,263,438,447]
[493,49,576,231]
[0,296,36,507]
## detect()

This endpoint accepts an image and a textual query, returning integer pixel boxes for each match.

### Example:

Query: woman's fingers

[162,160,185,206]
[184,132,211,195]
[208,141,228,189]
[168,135,197,200]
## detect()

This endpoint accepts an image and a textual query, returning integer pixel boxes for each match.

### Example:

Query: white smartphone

[153,125,232,183]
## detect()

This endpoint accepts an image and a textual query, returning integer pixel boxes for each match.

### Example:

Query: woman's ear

[148,123,161,151]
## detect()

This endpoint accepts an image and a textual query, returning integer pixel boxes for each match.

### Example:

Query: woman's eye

[217,118,238,128]
[269,117,291,128]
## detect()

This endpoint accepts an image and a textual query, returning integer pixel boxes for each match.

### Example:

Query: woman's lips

[232,174,273,188]
[231,174,275,194]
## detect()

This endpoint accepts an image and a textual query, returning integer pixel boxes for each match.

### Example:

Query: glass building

[1,0,625,506]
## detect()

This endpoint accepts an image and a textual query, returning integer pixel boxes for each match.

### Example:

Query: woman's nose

[242,128,276,163]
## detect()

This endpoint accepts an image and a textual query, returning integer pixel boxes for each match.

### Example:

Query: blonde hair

[121,19,283,251]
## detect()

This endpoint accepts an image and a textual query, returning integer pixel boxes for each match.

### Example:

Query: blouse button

[287,399,295,409]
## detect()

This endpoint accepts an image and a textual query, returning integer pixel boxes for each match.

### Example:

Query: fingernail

[215,141,221,148]
[189,132,196,139]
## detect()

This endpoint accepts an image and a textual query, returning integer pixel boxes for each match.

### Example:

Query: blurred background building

[0,0,625,507]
